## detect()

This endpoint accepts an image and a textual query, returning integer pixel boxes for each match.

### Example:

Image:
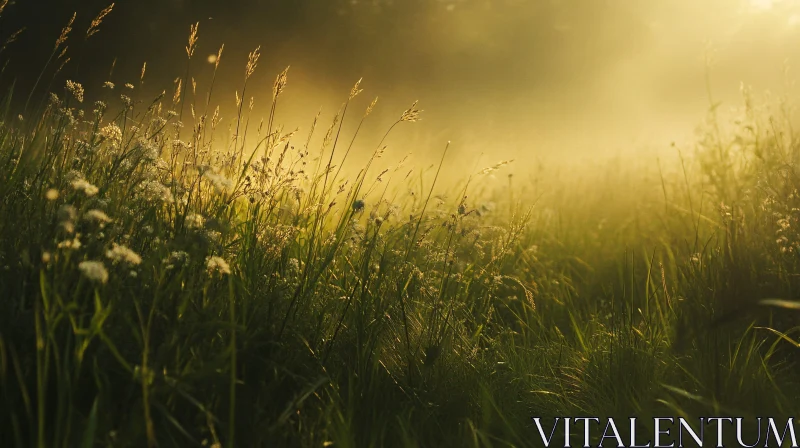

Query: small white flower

[106,243,142,265]
[205,230,222,244]
[84,209,112,224]
[66,80,84,103]
[163,251,190,270]
[103,81,115,89]
[124,83,134,89]
[57,236,82,250]
[185,213,205,229]
[138,180,174,203]
[79,260,108,283]
[45,189,60,201]
[203,171,234,193]
[100,123,123,144]
[71,178,99,196]
[206,255,231,275]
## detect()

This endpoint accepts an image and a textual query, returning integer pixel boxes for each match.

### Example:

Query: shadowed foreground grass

[1,13,800,448]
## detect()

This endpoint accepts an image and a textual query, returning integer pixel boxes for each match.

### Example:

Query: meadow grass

[1,9,800,448]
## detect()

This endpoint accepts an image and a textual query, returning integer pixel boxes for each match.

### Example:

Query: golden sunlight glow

[749,0,775,9]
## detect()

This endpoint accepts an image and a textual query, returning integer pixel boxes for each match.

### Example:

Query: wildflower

[287,257,301,274]
[71,178,99,196]
[124,83,134,89]
[120,95,133,109]
[163,251,190,270]
[105,243,142,265]
[57,236,82,250]
[100,123,122,144]
[79,260,109,284]
[185,213,205,229]
[375,216,384,225]
[45,189,60,201]
[352,199,365,212]
[206,255,231,276]
[58,204,77,223]
[41,252,52,264]
[205,230,222,244]
[138,180,174,203]
[103,81,115,89]
[84,209,112,224]
[400,100,422,122]
[203,171,233,193]
[66,80,84,103]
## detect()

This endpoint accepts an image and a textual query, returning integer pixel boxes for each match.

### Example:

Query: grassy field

[1,10,800,448]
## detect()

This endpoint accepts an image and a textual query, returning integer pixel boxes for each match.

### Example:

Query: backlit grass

[1,8,800,448]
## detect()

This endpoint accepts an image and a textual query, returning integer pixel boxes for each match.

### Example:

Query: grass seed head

[55,12,76,50]
[86,3,114,39]
[65,80,84,103]
[78,260,108,284]
[206,256,231,276]
[186,22,199,58]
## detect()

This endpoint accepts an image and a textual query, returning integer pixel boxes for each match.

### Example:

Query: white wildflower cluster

[206,255,231,276]
[185,213,205,229]
[66,80,84,103]
[83,209,112,225]
[120,95,133,109]
[94,101,107,116]
[71,178,99,197]
[286,257,302,276]
[136,138,159,162]
[103,81,115,89]
[79,261,109,284]
[205,230,222,244]
[137,180,174,203]
[203,170,234,193]
[100,123,122,145]
[57,236,82,250]
[163,251,190,270]
[105,243,142,265]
